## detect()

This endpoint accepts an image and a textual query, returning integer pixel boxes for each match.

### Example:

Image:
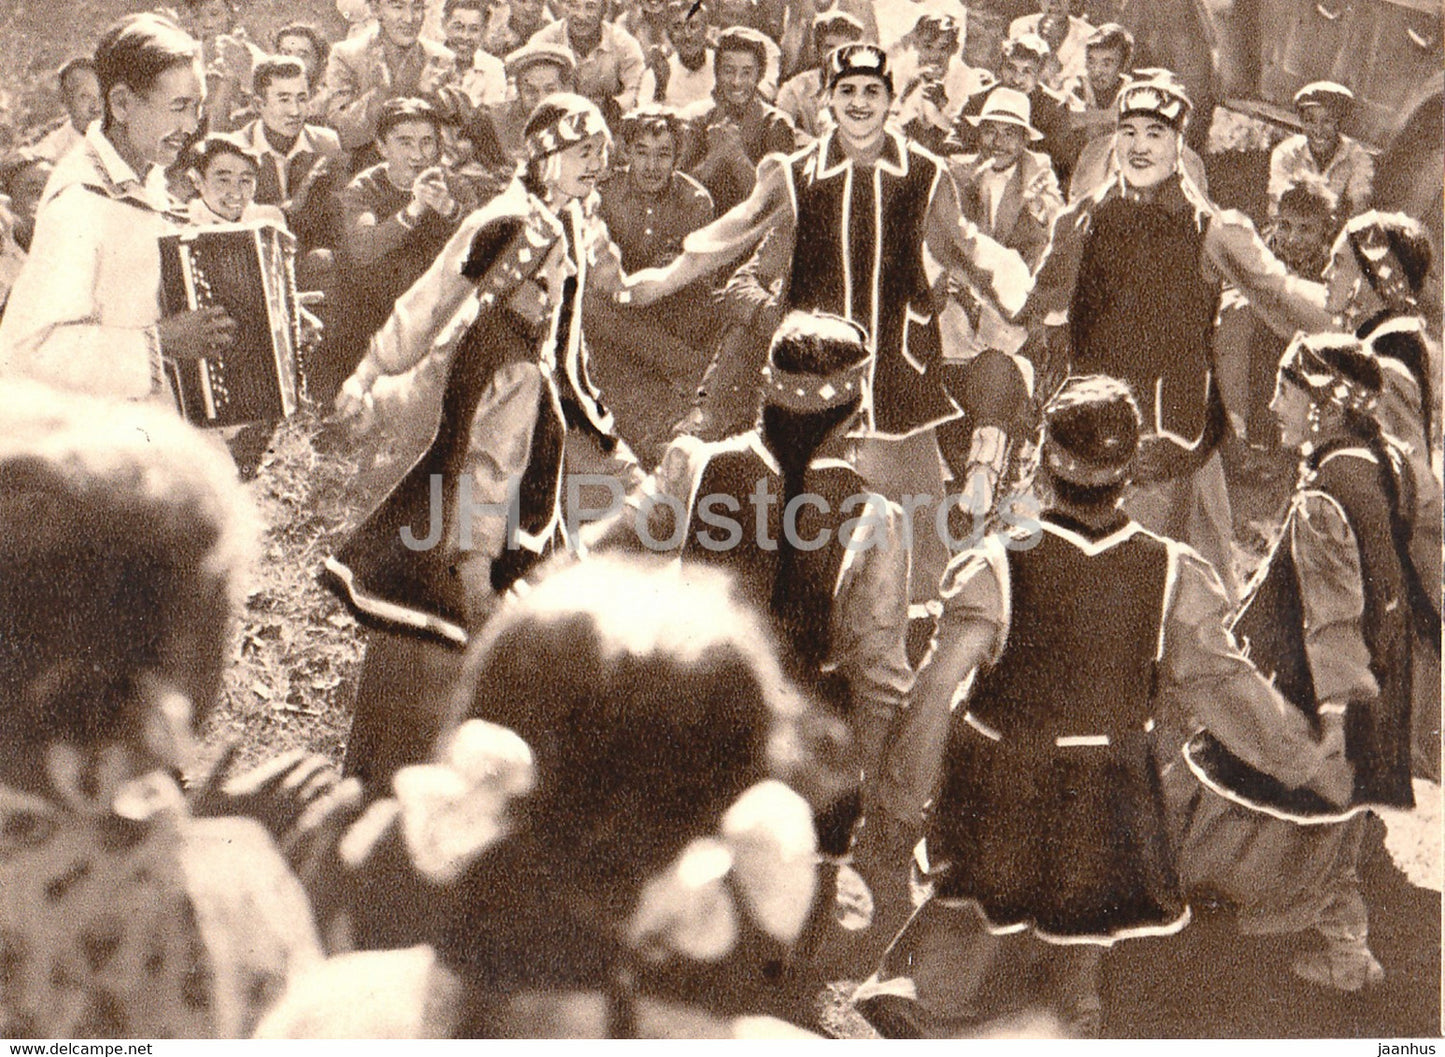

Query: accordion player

[159,220,303,427]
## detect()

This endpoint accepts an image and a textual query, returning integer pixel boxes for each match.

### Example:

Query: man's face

[444,7,487,65]
[373,0,426,47]
[258,74,310,139]
[566,0,605,37]
[63,69,103,132]
[197,151,258,221]
[669,8,709,59]
[378,118,440,189]
[1301,104,1342,160]
[979,119,1027,170]
[627,126,676,195]
[113,61,204,169]
[1084,46,1123,94]
[1115,114,1177,189]
[1000,55,1041,94]
[277,33,321,82]
[192,0,235,43]
[830,73,889,144]
[1271,206,1332,278]
[716,49,762,110]
[517,62,566,114]
[916,32,958,75]
[512,0,546,28]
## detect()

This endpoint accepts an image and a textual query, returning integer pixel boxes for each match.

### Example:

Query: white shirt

[639,49,716,109]
[0,124,177,401]
[977,162,1015,231]
[460,49,508,108]
[32,121,85,164]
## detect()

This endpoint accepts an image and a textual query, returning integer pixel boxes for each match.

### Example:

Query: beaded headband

[1277,336,1379,417]
[762,358,869,413]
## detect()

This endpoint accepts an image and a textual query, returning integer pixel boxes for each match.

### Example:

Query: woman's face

[550,131,608,199]
[1323,233,1369,317]
[830,74,890,146]
[1270,375,1314,450]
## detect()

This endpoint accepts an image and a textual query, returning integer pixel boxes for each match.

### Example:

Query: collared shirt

[598,169,715,271]
[639,49,717,110]
[186,196,288,228]
[977,161,1015,231]
[324,23,458,150]
[243,120,343,202]
[0,123,178,401]
[1268,132,1374,216]
[528,20,646,112]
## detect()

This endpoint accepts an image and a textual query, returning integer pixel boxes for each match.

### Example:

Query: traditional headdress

[523,92,611,162]
[826,42,892,94]
[1117,70,1192,130]
[1276,332,1382,417]
[1341,210,1433,315]
[761,311,870,414]
[1041,375,1142,487]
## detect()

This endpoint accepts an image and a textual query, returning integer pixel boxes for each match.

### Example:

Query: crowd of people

[0,0,1439,1040]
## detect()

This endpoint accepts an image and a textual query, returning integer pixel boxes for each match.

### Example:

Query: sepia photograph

[0,0,1438,1040]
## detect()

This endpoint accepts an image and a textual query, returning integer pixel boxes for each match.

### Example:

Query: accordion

[159,221,302,427]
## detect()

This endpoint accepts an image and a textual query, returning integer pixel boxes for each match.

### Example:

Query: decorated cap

[523,92,611,162]
[826,42,893,94]
[504,40,576,82]
[1041,375,1141,487]
[1085,21,1134,58]
[967,86,1043,140]
[1341,209,1433,312]
[1293,80,1354,113]
[911,12,960,39]
[1001,31,1050,63]
[762,310,870,414]
[1117,70,1192,130]
[1276,332,1381,416]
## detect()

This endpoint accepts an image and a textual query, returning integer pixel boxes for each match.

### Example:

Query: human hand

[158,306,237,361]
[920,78,949,110]
[334,358,380,429]
[410,166,456,218]
[189,744,344,845]
[705,119,747,162]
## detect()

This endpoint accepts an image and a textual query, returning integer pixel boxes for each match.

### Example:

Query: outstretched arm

[926,167,1033,321]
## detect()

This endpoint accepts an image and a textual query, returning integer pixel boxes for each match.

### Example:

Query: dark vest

[928,517,1186,940]
[1194,445,1415,813]
[786,135,959,437]
[1070,194,1220,449]
[681,440,861,701]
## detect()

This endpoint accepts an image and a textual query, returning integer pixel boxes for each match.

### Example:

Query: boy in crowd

[528,0,647,119]
[950,33,1076,184]
[181,0,266,132]
[443,0,509,107]
[1060,21,1130,141]
[33,58,104,163]
[240,57,347,256]
[184,133,285,225]
[639,0,718,110]
[0,13,235,403]
[482,41,576,162]
[1007,0,1093,90]
[1268,81,1373,220]
[678,26,797,214]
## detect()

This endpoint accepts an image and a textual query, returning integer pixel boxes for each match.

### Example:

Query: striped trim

[1181,737,1366,825]
[1055,734,1110,747]
[323,557,469,647]
[934,896,1194,948]
[963,711,1002,741]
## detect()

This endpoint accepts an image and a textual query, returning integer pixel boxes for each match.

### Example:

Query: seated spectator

[0,153,52,253]
[323,97,463,404]
[1059,20,1129,141]
[949,33,1078,184]
[871,0,968,55]
[483,41,577,162]
[179,0,267,132]
[443,0,509,107]
[1007,0,1092,91]
[589,104,718,464]
[0,13,236,404]
[1268,81,1373,220]
[0,382,324,1037]
[892,13,992,155]
[619,0,674,63]
[275,22,333,98]
[325,0,458,155]
[183,133,286,225]
[32,58,104,164]
[774,10,864,141]
[258,557,849,1037]
[638,0,717,110]
[948,87,1062,270]
[528,0,647,121]
[484,0,553,57]
[677,27,797,215]
[240,57,347,255]
[708,0,781,99]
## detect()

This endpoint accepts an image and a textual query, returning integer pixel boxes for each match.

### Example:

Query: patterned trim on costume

[762,359,868,413]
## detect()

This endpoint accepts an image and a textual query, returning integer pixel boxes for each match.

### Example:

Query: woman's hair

[449,558,821,890]
[94,13,201,130]
[0,383,256,752]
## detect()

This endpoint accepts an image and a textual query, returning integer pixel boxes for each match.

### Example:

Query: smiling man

[1268,81,1373,220]
[0,12,237,403]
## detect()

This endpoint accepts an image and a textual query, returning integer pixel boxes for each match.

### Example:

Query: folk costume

[855,377,1336,1036]
[326,96,642,794]
[626,45,1031,600]
[1178,335,1422,991]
